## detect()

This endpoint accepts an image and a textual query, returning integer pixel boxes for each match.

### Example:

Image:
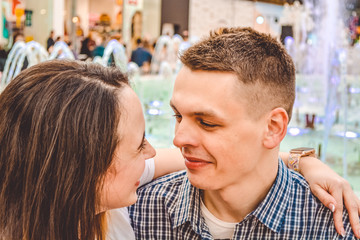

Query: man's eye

[172,114,182,122]
[199,120,218,128]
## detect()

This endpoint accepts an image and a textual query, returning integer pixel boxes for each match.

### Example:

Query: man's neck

[202,153,279,223]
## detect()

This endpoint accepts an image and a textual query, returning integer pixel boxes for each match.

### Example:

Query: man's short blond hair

[180,27,295,121]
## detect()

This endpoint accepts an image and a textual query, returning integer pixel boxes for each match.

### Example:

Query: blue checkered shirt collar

[169,170,206,235]
[169,158,292,233]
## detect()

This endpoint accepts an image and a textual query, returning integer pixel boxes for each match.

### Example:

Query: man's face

[170,67,267,190]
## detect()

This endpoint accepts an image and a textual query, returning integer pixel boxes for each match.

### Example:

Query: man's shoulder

[137,170,187,197]
[284,170,356,239]
[129,171,200,239]
[129,171,188,225]
[287,170,335,213]
[287,169,328,212]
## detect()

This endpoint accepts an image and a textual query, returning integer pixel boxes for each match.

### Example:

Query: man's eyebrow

[169,101,178,112]
[193,111,218,118]
[170,101,224,120]
[137,132,145,150]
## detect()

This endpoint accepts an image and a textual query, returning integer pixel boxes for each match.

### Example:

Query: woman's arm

[153,148,185,179]
[280,152,360,238]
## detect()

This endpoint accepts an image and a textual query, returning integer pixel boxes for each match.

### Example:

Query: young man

[129,27,359,239]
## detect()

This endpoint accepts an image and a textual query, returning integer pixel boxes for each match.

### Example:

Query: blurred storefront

[0,0,309,50]
[2,0,360,48]
[0,0,160,50]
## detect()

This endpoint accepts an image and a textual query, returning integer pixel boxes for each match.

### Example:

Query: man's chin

[186,171,218,190]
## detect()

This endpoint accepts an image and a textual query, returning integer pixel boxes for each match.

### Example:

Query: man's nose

[173,120,199,148]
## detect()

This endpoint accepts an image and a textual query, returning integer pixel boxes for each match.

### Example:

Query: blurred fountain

[49,41,75,60]
[96,39,128,73]
[285,0,352,177]
[150,35,171,74]
[150,35,184,75]
[1,40,129,91]
[303,0,347,166]
[1,41,49,89]
[127,62,141,80]
[1,41,26,89]
[127,61,141,97]
[23,41,49,66]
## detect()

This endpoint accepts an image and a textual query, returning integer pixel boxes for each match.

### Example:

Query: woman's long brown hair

[0,60,129,239]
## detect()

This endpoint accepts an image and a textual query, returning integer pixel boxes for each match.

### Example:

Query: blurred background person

[80,31,96,60]
[130,38,152,74]
[46,30,55,52]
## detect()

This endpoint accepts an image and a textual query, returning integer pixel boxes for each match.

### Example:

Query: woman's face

[99,86,155,212]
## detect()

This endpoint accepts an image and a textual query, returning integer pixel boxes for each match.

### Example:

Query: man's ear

[263,108,288,149]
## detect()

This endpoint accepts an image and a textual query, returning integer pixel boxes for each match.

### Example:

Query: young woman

[0,60,358,240]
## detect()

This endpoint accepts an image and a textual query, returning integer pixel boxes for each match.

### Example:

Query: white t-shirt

[106,158,155,240]
[200,199,237,239]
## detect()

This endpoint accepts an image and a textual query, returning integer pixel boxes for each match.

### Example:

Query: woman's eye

[139,139,147,151]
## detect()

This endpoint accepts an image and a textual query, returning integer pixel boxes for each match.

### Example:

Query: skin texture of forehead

[173,67,260,121]
[117,86,144,142]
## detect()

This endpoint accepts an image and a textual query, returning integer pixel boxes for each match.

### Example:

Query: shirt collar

[249,158,293,233]
[169,158,293,234]
[168,172,206,235]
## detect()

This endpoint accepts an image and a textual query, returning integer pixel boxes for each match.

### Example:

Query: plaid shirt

[129,159,357,240]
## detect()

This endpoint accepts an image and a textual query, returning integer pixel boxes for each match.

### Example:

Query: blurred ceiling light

[150,100,162,107]
[256,15,264,24]
[288,127,301,136]
[336,131,359,139]
[40,9,46,15]
[284,36,294,46]
[72,16,79,23]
